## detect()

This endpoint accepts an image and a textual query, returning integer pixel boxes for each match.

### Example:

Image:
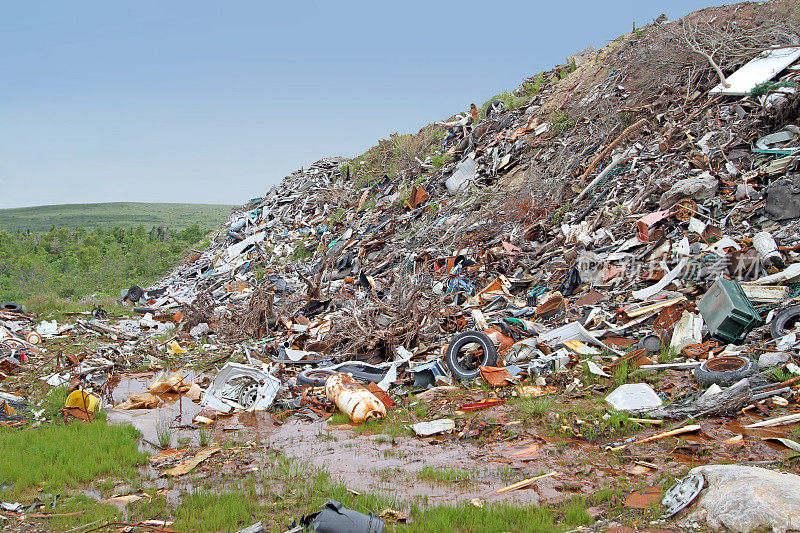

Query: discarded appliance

[200,362,280,413]
[698,278,761,344]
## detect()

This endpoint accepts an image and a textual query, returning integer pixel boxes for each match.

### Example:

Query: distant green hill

[0,202,234,233]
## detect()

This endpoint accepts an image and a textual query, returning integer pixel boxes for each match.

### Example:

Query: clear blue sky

[0,1,720,208]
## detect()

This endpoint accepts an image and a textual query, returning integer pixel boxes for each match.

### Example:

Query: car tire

[1,302,23,314]
[126,285,145,303]
[770,306,800,340]
[693,356,757,387]
[445,330,497,381]
[297,369,337,387]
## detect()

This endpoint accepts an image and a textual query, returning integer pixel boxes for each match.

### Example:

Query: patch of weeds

[430,153,451,169]
[523,73,547,96]
[479,91,530,118]
[48,494,120,531]
[601,410,637,437]
[358,196,377,212]
[328,412,350,425]
[173,490,259,532]
[97,477,116,493]
[418,466,476,484]
[156,417,173,449]
[550,110,575,133]
[405,500,582,532]
[562,496,593,525]
[198,425,211,447]
[291,240,313,261]
[769,366,792,382]
[510,395,555,422]
[41,385,70,423]
[250,264,266,281]
[0,419,148,498]
[409,399,429,419]
[376,467,399,482]
[592,486,623,504]
[374,435,390,445]
[557,59,577,80]
[659,345,678,362]
[581,362,601,386]
[749,80,799,98]
[496,466,519,484]
[329,207,345,225]
[612,361,629,387]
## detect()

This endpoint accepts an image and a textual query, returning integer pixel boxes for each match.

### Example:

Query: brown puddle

[106,372,280,450]
[266,419,599,506]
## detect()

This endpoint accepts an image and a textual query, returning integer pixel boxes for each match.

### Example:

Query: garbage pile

[6,2,800,527]
[126,9,800,428]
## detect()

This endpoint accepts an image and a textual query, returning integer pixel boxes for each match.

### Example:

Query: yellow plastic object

[167,340,187,354]
[65,390,102,412]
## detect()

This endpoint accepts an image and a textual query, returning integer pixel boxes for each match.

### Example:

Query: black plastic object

[558,266,581,296]
[301,499,384,533]
[0,302,23,314]
[693,356,756,387]
[124,285,145,303]
[770,306,800,340]
[444,330,498,381]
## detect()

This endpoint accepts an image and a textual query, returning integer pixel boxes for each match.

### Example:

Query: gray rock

[758,351,791,367]
[766,176,800,220]
[685,465,800,532]
[660,172,719,209]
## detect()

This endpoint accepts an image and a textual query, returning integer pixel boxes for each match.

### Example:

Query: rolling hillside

[0,202,234,232]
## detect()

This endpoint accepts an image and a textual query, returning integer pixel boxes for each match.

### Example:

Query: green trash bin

[698,278,762,344]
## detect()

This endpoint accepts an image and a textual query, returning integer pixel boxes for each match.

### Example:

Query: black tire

[125,285,145,303]
[770,306,800,340]
[445,330,497,381]
[297,369,337,387]
[297,364,387,387]
[1,302,22,314]
[693,356,757,387]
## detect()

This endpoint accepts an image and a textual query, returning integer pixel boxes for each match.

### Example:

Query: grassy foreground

[0,412,595,532]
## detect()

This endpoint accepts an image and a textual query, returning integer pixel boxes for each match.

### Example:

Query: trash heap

[7,2,800,528]
[124,3,800,426]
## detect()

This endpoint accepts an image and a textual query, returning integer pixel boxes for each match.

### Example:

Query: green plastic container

[698,278,762,344]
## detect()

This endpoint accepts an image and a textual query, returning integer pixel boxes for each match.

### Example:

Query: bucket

[65,390,102,412]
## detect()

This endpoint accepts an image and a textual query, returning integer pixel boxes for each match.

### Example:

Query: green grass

[550,110,576,133]
[0,202,232,233]
[174,490,260,532]
[404,498,592,532]
[0,417,148,498]
[510,395,555,421]
[291,240,314,260]
[612,361,629,387]
[418,466,476,484]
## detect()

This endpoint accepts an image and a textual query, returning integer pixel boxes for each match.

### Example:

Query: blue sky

[0,1,720,208]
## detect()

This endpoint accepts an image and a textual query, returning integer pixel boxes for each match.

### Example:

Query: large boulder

[685,465,800,532]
